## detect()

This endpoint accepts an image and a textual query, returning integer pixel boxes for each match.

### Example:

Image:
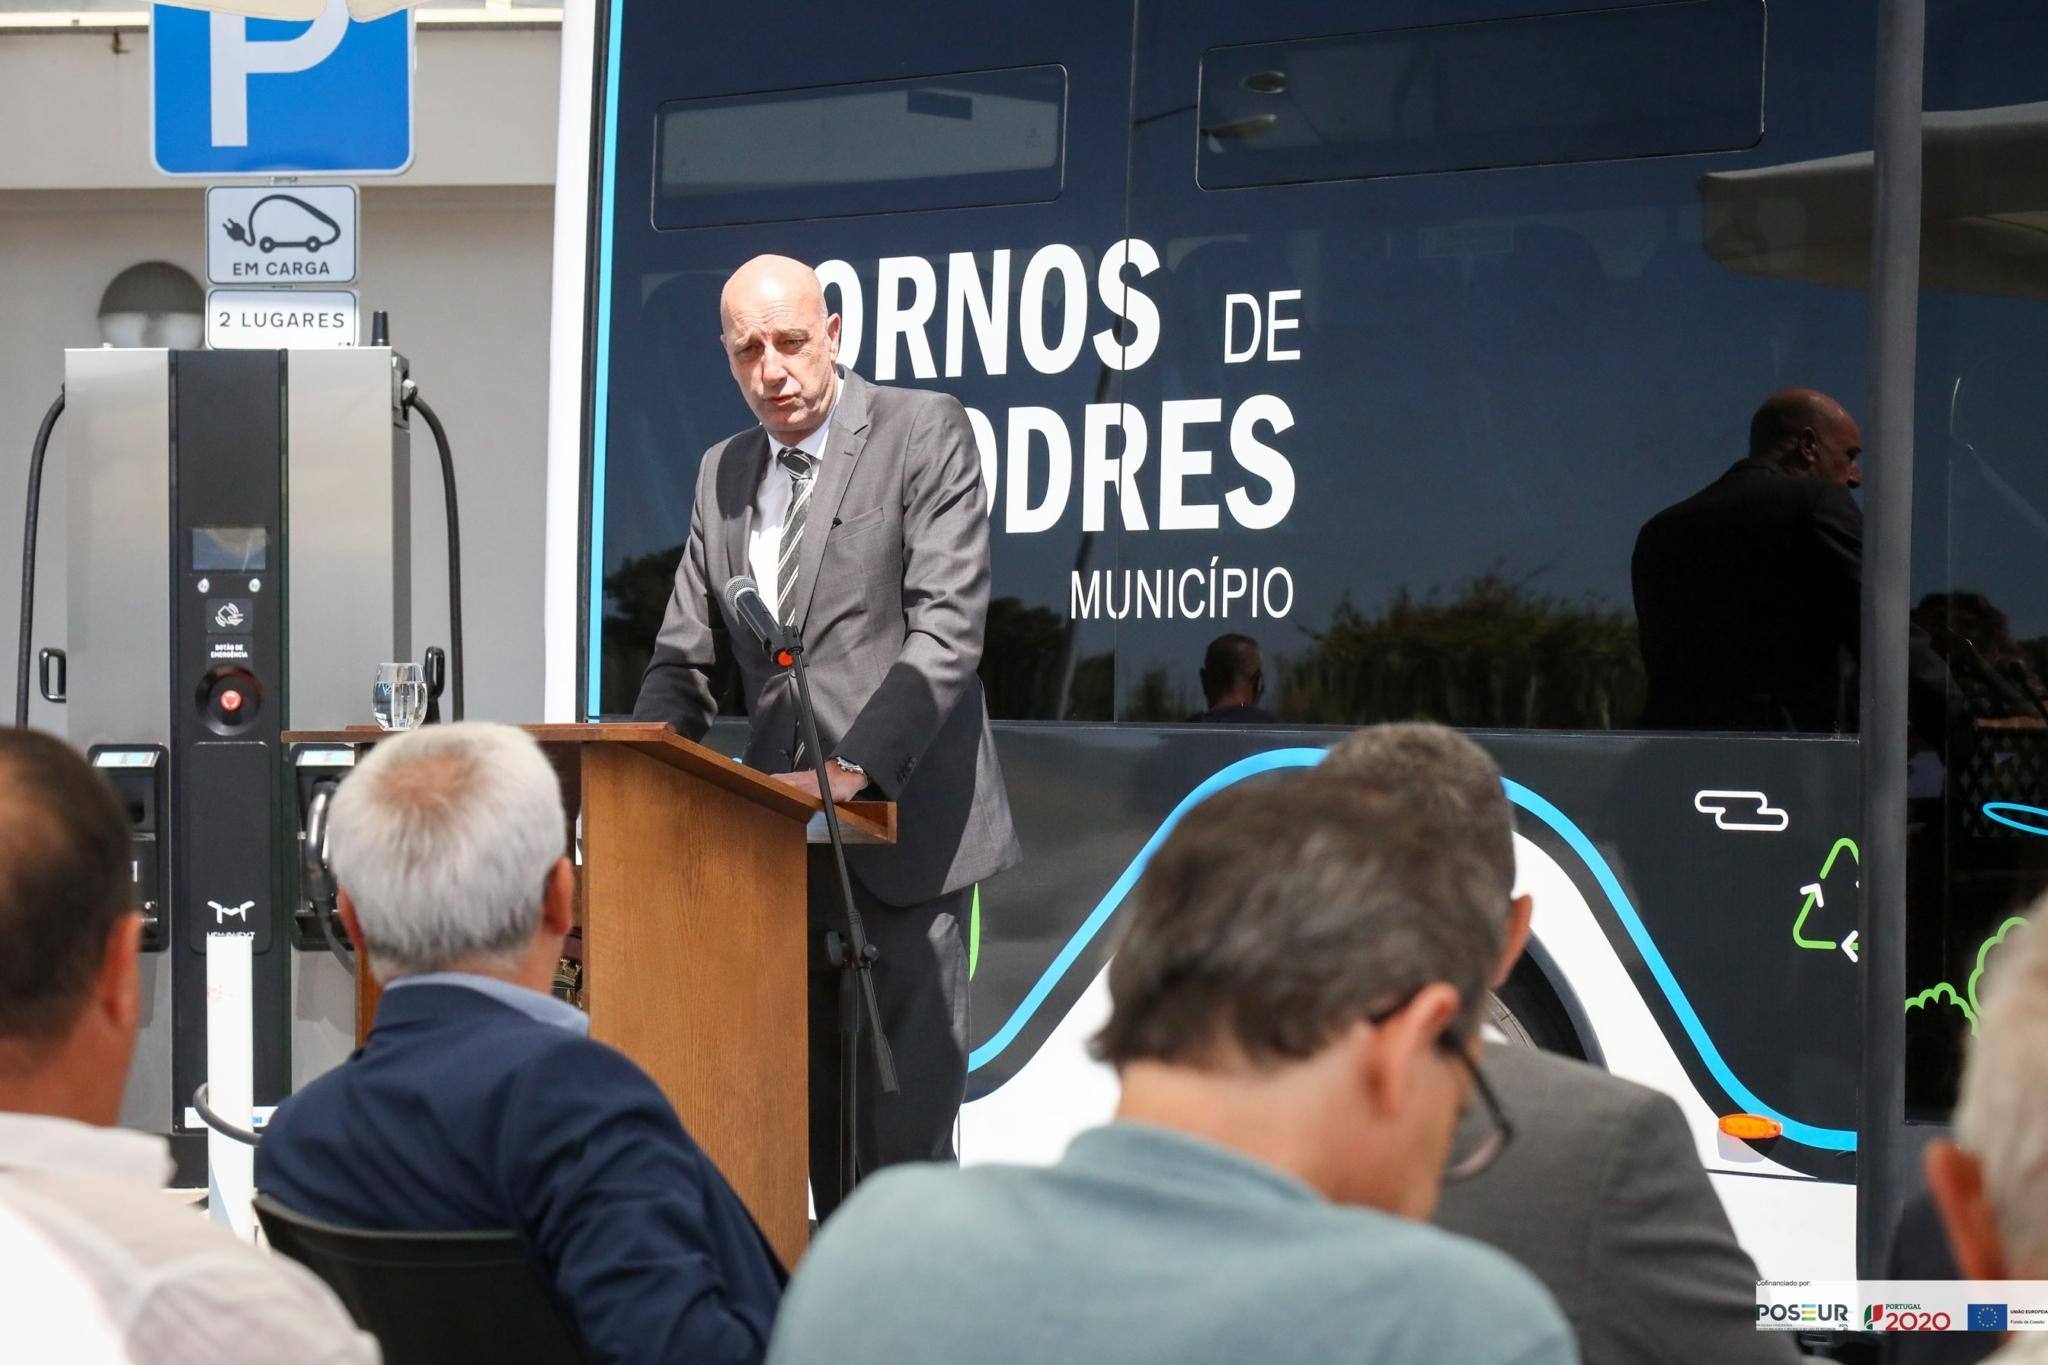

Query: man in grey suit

[633,255,1019,1215]
[1324,724,1799,1365]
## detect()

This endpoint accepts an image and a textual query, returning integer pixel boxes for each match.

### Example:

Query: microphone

[720,575,792,665]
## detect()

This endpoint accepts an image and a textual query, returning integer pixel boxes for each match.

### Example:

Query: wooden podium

[283,723,896,1269]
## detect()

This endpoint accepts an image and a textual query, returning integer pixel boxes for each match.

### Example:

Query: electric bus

[543,0,2048,1280]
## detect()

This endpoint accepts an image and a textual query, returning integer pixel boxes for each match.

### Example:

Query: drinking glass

[372,662,427,731]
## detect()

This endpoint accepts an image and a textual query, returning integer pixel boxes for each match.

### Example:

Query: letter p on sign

[209,3,349,147]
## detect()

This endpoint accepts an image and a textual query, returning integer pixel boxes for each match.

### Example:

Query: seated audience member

[767,776,1577,1365]
[1925,904,2048,1364]
[1322,723,1795,1365]
[0,729,375,1364]
[257,722,782,1365]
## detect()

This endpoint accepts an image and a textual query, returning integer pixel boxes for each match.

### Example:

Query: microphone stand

[777,627,898,1208]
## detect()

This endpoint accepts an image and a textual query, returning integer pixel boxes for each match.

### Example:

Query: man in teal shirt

[768,776,1578,1365]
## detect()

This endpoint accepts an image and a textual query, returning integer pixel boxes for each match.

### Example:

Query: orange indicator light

[1719,1113,1783,1141]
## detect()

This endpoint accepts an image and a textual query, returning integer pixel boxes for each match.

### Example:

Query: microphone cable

[15,389,65,727]
[401,381,463,722]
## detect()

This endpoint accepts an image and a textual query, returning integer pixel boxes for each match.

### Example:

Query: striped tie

[776,447,815,629]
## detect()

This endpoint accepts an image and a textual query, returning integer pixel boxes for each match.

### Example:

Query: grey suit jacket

[631,369,1019,906]
[1433,1045,1798,1365]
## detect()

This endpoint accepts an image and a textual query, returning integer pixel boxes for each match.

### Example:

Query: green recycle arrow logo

[1792,837,1860,950]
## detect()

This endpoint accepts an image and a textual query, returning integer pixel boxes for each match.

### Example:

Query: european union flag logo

[1968,1304,2008,1331]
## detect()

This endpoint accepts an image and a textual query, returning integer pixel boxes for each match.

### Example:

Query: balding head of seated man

[0,728,374,1365]
[256,722,784,1365]
[765,775,1577,1365]
[1631,386,1867,732]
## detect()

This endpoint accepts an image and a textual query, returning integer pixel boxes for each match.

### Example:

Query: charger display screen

[192,527,268,572]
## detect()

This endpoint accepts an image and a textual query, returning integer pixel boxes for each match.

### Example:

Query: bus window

[1119,1,1871,727]
[1901,0,2048,1117]
[655,66,1068,231]
[1197,0,1765,190]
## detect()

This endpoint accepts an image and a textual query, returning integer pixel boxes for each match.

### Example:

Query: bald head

[1749,388,1863,487]
[719,255,841,444]
[720,254,828,333]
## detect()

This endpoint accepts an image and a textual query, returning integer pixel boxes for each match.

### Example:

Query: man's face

[1801,411,1864,488]
[721,288,841,445]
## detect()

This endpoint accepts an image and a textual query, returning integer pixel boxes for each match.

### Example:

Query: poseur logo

[1757,1303,1850,1325]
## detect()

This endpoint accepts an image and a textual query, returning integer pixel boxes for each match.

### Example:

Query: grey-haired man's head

[1320,722,1530,988]
[1093,774,1507,1217]
[326,722,574,985]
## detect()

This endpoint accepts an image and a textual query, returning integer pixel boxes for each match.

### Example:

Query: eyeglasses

[1437,1035,1513,1182]
[1364,991,1515,1183]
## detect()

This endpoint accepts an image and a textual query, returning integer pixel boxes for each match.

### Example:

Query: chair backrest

[254,1192,592,1365]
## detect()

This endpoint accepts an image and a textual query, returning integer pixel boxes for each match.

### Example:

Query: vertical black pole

[1858,0,1925,1278]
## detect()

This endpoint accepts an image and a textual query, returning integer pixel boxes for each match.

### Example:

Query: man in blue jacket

[258,722,783,1365]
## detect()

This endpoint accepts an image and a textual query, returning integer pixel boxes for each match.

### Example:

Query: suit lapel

[790,371,871,632]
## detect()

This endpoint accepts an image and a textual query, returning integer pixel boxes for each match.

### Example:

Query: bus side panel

[960,726,1863,1272]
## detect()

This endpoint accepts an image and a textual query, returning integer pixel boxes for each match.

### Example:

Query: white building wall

[0,23,560,727]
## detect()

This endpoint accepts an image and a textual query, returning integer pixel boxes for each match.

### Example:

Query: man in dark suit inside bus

[1632,388,1866,731]
[632,254,1019,1215]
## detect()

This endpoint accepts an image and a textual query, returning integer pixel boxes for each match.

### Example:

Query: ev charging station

[36,346,416,1184]
[3,0,438,1194]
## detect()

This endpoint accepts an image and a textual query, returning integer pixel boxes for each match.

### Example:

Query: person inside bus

[256,723,784,1365]
[1632,388,1865,731]
[1187,632,1278,723]
[0,729,376,1364]
[1323,723,1799,1365]
[1924,899,2048,1363]
[764,775,1577,1365]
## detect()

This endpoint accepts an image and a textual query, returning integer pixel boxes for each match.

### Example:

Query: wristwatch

[831,756,866,782]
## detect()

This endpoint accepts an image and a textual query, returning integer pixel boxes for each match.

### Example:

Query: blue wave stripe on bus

[967,748,1329,1072]
[1503,780,1855,1152]
[1983,802,2048,837]
[586,0,627,718]
[968,747,1858,1154]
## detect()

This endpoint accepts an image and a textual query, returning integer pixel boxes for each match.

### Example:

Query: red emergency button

[219,689,244,714]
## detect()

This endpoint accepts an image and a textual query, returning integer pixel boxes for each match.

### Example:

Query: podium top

[280,722,896,846]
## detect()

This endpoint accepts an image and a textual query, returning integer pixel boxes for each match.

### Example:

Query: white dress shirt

[0,1111,379,1364]
[748,373,842,621]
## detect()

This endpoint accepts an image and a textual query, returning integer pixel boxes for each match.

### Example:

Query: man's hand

[771,765,867,805]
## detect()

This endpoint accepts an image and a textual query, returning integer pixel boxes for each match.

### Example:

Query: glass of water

[372,662,427,731]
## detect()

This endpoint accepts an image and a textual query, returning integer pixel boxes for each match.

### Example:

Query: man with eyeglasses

[1325,722,1797,1365]
[764,775,1575,1365]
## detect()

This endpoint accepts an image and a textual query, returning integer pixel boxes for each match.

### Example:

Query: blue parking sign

[152,0,413,176]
